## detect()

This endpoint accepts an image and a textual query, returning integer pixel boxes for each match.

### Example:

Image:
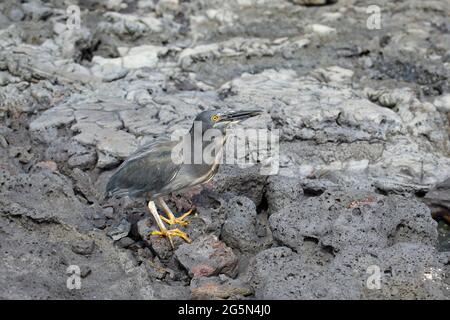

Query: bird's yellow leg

[147,201,191,248]
[157,198,194,226]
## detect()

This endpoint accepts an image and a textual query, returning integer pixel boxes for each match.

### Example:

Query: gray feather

[105,137,181,199]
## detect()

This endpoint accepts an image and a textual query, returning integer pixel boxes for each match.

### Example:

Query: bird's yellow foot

[160,209,194,226]
[151,228,192,246]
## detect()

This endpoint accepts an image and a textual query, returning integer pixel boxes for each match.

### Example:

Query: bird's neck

[185,125,227,165]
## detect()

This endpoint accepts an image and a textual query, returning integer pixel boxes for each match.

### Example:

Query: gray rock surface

[269,190,438,251]
[190,275,253,299]
[246,243,449,299]
[140,282,190,300]
[246,189,449,299]
[222,196,272,253]
[175,234,238,278]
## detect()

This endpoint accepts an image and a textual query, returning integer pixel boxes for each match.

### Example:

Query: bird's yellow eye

[211,114,220,122]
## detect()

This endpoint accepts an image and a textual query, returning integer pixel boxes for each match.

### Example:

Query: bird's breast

[158,136,225,195]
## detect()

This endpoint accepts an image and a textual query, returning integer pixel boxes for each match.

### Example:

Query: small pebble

[0,135,8,148]
[71,241,95,256]
[9,7,24,22]
[117,237,135,248]
[80,266,92,278]
[107,219,131,241]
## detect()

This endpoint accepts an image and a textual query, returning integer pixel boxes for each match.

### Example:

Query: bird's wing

[106,137,183,198]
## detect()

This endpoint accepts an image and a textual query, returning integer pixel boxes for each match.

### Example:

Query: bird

[105,109,262,248]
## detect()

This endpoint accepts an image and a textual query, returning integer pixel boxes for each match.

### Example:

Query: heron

[105,109,262,248]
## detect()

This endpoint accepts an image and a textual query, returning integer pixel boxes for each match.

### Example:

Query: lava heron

[105,109,262,248]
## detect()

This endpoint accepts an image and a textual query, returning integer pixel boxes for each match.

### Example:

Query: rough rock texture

[246,244,448,299]
[190,275,253,299]
[0,0,449,299]
[250,190,448,299]
[269,190,438,251]
[0,169,93,228]
[222,196,272,254]
[175,234,238,278]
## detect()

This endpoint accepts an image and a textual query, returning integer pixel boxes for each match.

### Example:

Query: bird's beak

[219,109,263,123]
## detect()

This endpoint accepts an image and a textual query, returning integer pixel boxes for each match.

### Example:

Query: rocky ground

[1,0,450,299]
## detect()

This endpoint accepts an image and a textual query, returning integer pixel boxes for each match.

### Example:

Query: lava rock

[265,175,303,214]
[247,243,447,299]
[0,170,92,227]
[143,257,169,280]
[221,196,271,253]
[212,165,267,204]
[70,168,96,203]
[107,219,131,241]
[175,234,238,278]
[116,237,135,249]
[424,178,450,224]
[269,190,438,251]
[71,241,95,256]
[140,282,190,300]
[34,160,58,172]
[190,275,253,299]
[150,233,175,260]
[80,266,92,278]
[68,152,97,170]
[9,146,33,164]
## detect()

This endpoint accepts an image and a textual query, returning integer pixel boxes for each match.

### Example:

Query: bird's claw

[160,209,193,226]
[160,216,189,226]
[151,228,192,248]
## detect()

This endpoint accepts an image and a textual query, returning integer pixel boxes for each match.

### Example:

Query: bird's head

[192,109,263,134]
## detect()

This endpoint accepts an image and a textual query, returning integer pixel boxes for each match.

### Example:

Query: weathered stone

[246,243,448,299]
[97,151,120,169]
[221,196,271,253]
[269,190,438,251]
[8,7,24,22]
[34,160,58,172]
[305,24,337,39]
[92,45,167,70]
[265,175,303,214]
[117,237,135,249]
[434,94,450,113]
[9,146,33,164]
[175,234,238,278]
[211,165,267,204]
[423,178,450,227]
[80,265,92,278]
[0,170,92,227]
[311,66,354,84]
[136,217,153,244]
[72,123,138,159]
[71,241,96,256]
[29,108,74,131]
[107,219,131,241]
[140,282,190,300]
[150,233,175,260]
[190,275,253,299]
[68,152,97,169]
[0,134,8,148]
[70,168,96,203]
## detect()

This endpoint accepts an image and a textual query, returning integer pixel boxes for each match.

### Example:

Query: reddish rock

[175,234,238,278]
[191,264,216,277]
[190,275,253,299]
[35,160,58,172]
